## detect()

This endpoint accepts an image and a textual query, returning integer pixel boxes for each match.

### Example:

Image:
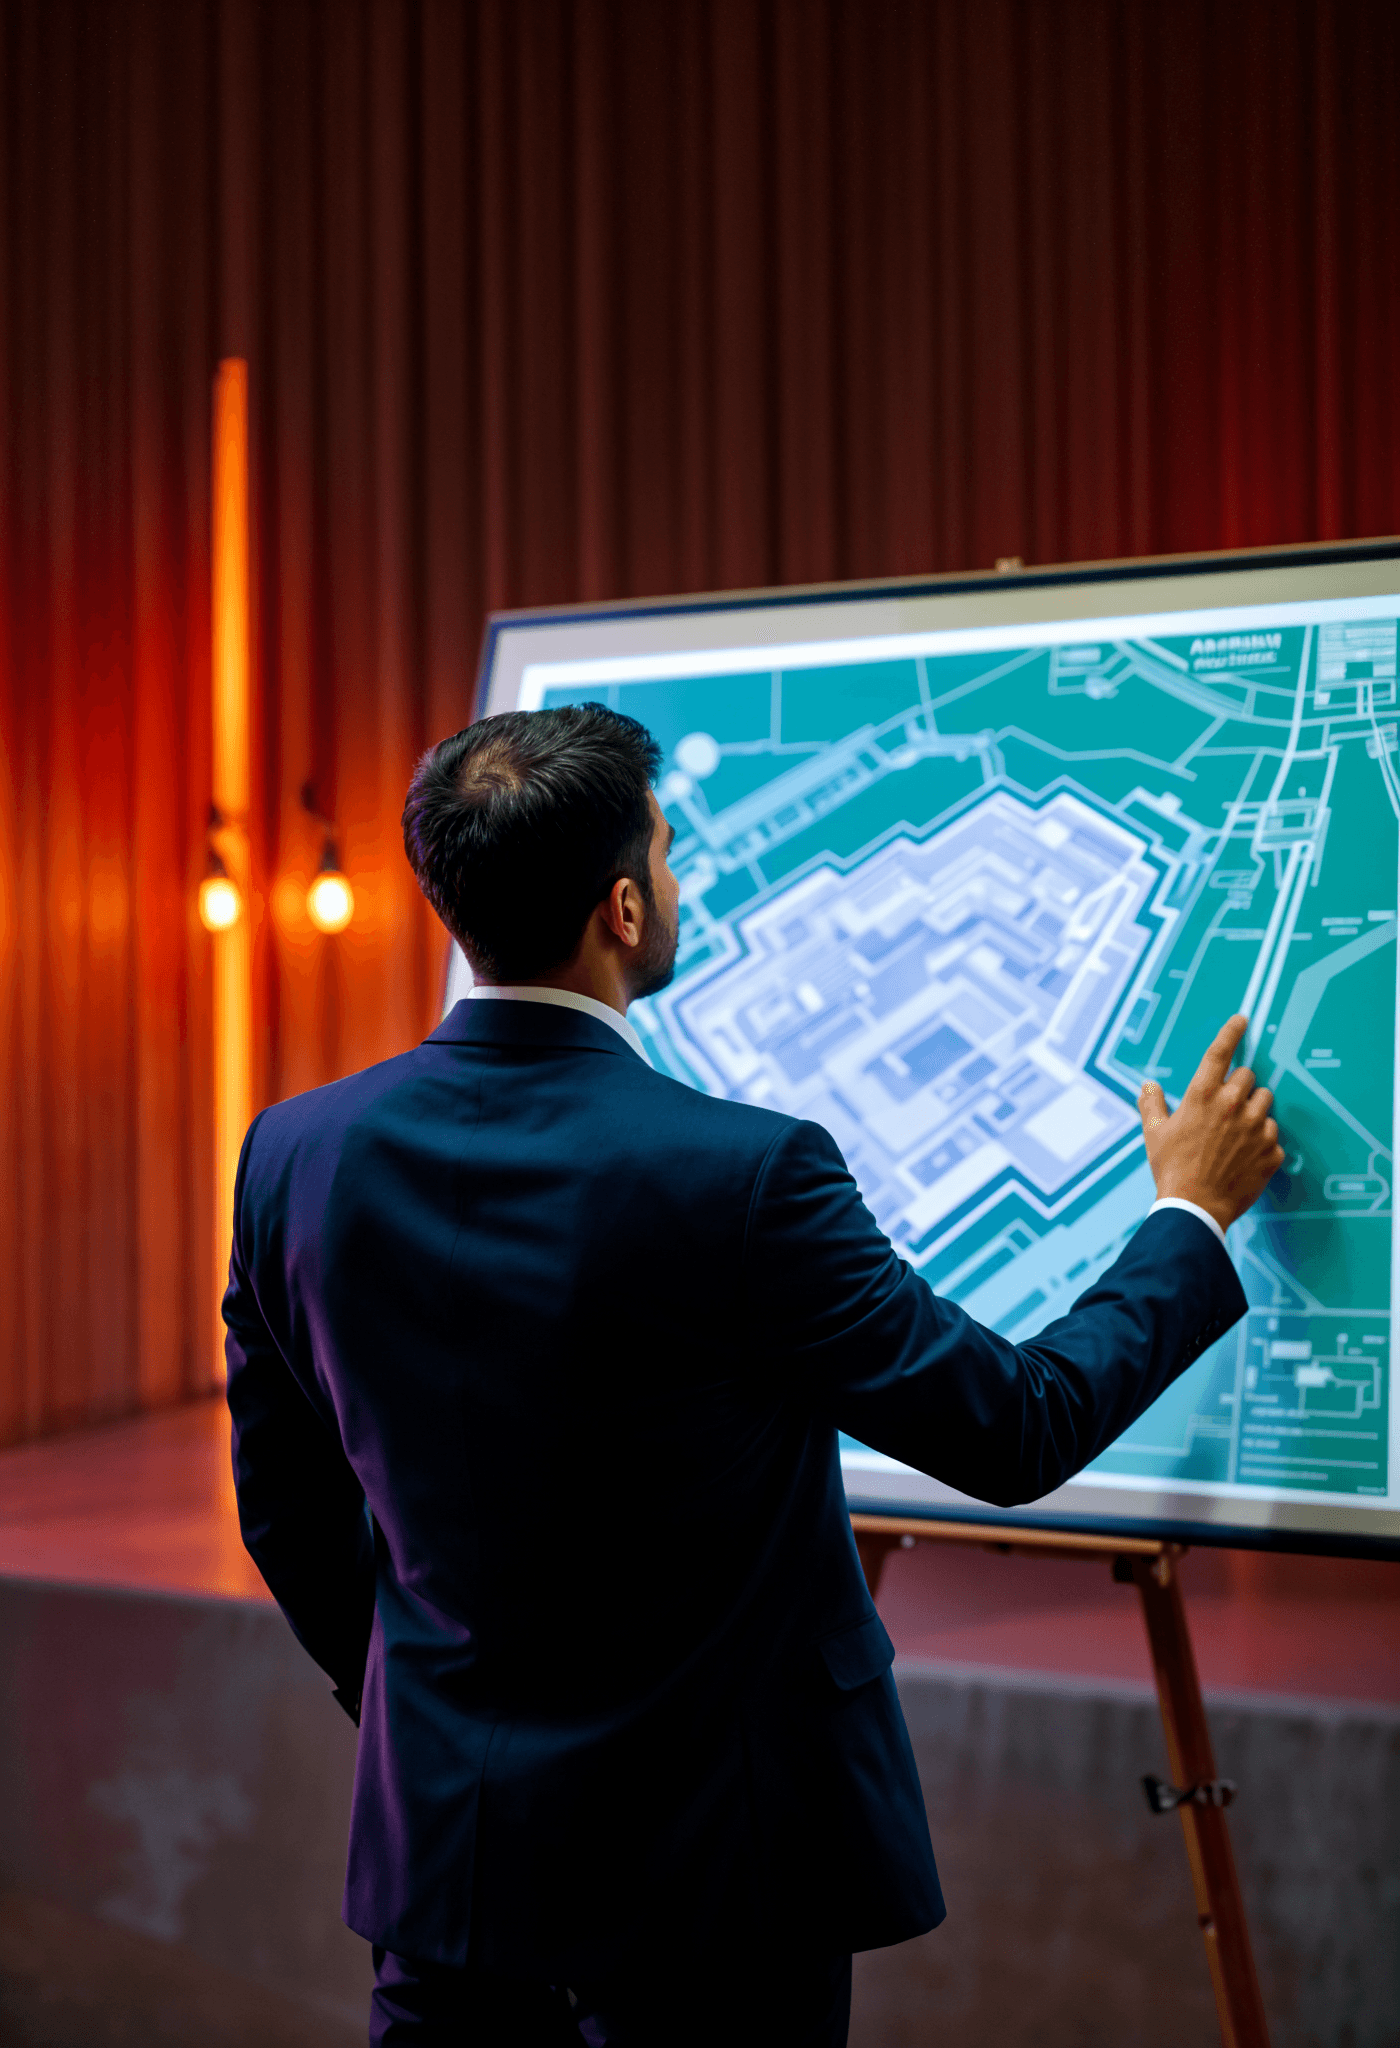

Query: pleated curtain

[1,0,1397,1442]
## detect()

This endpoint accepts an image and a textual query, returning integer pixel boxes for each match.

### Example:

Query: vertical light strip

[211,359,253,1381]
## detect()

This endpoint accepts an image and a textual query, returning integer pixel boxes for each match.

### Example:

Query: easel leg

[1130,1552,1271,2048]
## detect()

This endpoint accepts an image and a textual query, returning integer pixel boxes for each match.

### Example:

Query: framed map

[465,543,1400,1555]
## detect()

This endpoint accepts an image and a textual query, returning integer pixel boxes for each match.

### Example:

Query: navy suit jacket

[223,998,1245,1976]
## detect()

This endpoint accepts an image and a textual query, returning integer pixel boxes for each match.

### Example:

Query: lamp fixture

[198,839,242,931]
[308,857,354,934]
[301,782,354,934]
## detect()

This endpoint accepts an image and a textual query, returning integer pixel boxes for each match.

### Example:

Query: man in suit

[224,703,1283,2047]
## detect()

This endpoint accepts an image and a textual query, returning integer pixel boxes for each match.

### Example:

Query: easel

[851,1512,1271,2048]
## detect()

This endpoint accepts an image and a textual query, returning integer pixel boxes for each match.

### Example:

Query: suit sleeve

[743,1119,1247,1507]
[223,1115,376,1719]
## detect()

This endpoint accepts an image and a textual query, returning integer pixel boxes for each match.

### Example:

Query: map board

[465,544,1400,1555]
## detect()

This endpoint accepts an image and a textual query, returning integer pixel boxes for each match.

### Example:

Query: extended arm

[746,1015,1279,1506]
[745,1122,1245,1505]
[224,1118,376,1720]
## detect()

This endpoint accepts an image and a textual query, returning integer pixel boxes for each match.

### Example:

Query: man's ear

[597,875,641,950]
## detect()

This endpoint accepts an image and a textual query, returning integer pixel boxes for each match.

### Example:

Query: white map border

[476,565,1400,1551]
[517,592,1400,700]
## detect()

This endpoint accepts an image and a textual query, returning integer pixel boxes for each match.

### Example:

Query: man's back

[226,997,945,1973]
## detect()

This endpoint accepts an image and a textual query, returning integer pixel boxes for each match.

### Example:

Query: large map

[533,610,1399,1506]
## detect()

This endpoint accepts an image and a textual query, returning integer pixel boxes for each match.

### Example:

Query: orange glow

[212,361,250,820]
[307,869,354,934]
[211,359,253,1385]
[198,875,242,931]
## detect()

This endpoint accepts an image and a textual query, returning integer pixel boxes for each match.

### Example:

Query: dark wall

[1,1575,1395,2043]
[3,0,1399,1442]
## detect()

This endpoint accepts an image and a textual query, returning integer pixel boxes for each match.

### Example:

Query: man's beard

[630,897,680,1001]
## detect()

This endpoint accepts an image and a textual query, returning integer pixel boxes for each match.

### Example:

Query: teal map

[534,610,1399,1504]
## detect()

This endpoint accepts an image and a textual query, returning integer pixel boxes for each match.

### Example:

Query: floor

[0,1394,1396,1705]
[0,1399,266,1601]
[877,1534,1400,1705]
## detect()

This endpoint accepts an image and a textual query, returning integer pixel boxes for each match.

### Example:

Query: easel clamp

[1143,1773,1238,1814]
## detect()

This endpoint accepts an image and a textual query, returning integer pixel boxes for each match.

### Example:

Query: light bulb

[199,874,242,931]
[307,869,354,934]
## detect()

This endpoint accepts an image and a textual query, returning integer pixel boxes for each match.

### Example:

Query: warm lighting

[307,866,354,934]
[211,358,253,1387]
[199,873,242,931]
[212,362,251,815]
[301,786,354,934]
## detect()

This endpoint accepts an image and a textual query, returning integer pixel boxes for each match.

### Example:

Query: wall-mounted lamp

[308,861,354,934]
[199,806,245,931]
[301,782,354,934]
[198,852,242,932]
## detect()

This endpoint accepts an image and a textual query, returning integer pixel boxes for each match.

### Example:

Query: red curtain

[2,0,1398,1444]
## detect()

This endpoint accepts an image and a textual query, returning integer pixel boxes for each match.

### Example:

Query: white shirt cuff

[1148,1195,1229,1250]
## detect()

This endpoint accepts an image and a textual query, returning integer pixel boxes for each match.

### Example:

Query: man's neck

[478,957,630,1019]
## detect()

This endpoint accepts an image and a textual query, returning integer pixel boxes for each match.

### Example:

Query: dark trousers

[370,1942,854,2047]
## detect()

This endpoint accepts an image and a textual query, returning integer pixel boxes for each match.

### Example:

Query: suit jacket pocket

[815,1610,896,1691]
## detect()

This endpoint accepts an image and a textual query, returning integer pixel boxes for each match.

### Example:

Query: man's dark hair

[402,704,663,981]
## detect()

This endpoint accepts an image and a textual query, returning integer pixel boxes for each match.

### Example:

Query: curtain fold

[2,0,1398,1442]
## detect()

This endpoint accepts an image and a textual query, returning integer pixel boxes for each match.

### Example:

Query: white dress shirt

[467,982,649,1062]
[1144,1194,1229,1249]
[467,988,1230,1252]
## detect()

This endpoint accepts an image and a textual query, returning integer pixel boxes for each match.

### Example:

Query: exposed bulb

[198,874,242,931]
[307,869,354,934]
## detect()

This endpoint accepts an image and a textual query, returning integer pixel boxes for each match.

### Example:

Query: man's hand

[1138,1014,1285,1233]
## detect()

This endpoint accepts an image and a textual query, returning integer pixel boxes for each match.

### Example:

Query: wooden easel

[851,1512,1271,2048]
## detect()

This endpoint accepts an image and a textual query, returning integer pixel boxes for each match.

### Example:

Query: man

[224,704,1283,2047]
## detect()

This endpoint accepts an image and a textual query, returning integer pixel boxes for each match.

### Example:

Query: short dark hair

[402,704,663,981]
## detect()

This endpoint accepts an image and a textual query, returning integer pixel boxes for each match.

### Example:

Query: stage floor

[0,1398,1396,1703]
[0,1399,266,1602]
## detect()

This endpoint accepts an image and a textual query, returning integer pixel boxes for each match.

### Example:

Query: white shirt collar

[467,983,648,1063]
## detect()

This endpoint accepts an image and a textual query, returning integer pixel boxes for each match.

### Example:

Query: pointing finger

[1193,1013,1249,1091]
[1138,1080,1171,1133]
